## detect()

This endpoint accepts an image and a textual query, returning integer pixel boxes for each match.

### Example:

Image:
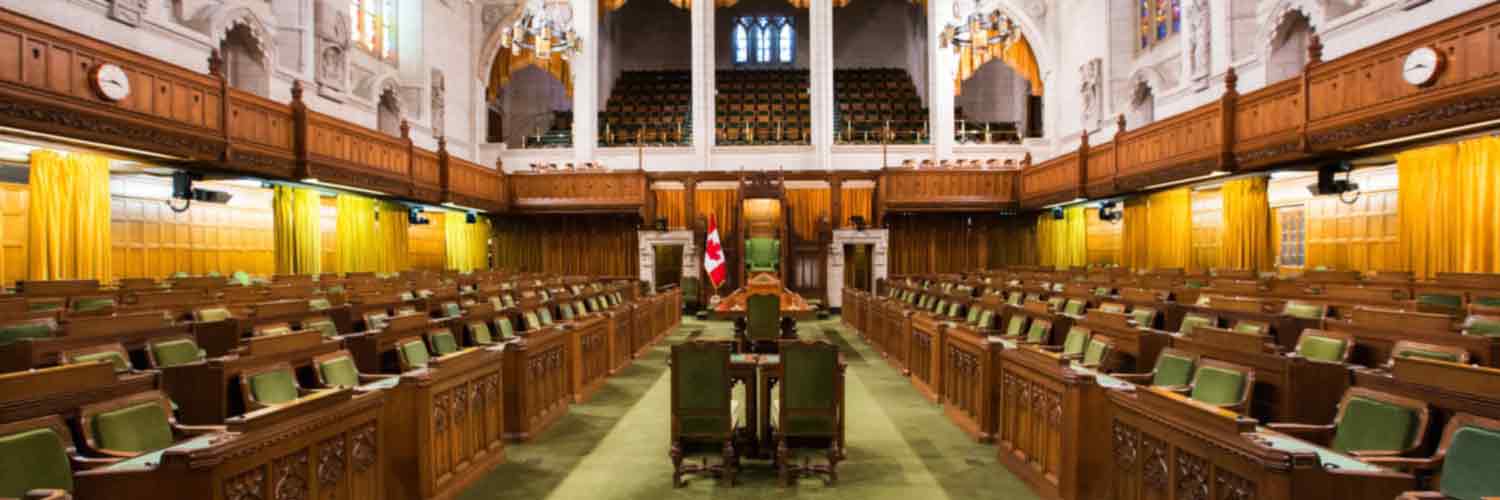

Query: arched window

[351,0,398,60]
[755,17,772,63]
[734,22,750,63]
[1138,0,1180,50]
[777,20,793,63]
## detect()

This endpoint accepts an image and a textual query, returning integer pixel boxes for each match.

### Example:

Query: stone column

[573,0,600,164]
[927,0,956,160]
[810,0,836,169]
[692,0,716,161]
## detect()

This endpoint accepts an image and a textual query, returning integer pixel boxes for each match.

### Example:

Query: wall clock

[1401,47,1442,87]
[90,63,131,102]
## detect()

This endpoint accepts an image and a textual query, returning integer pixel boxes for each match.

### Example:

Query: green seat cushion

[1025,320,1051,343]
[0,428,73,497]
[74,350,130,374]
[308,298,332,311]
[746,295,780,341]
[470,322,494,345]
[1284,301,1324,320]
[781,346,838,437]
[1465,317,1500,337]
[304,318,338,338]
[1329,396,1417,454]
[1004,315,1026,337]
[197,307,232,322]
[1417,293,1464,310]
[1180,314,1214,334]
[489,297,505,309]
[93,402,174,453]
[400,340,431,369]
[1062,327,1090,356]
[1297,335,1347,363]
[1233,323,1265,334]
[674,348,731,438]
[1130,308,1156,327]
[496,317,516,339]
[443,303,462,318]
[947,303,962,318]
[248,369,300,405]
[1082,340,1108,366]
[1475,296,1500,308]
[0,321,57,344]
[231,271,251,287]
[1006,292,1022,306]
[318,357,361,388]
[1152,354,1195,387]
[1190,366,1246,407]
[573,301,587,316]
[976,310,994,329]
[560,304,576,320]
[150,339,204,367]
[1396,348,1460,363]
[539,309,554,326]
[525,311,542,330]
[1064,299,1085,316]
[1439,425,1500,500]
[505,295,518,307]
[73,297,116,312]
[965,307,981,325]
[429,330,459,355]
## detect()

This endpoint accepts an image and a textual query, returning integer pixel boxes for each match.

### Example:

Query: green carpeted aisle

[457,317,1038,500]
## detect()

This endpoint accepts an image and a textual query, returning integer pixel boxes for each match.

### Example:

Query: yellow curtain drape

[787,188,830,241]
[27,150,112,281]
[1036,205,1086,269]
[444,212,492,272]
[1120,188,1192,271]
[1219,177,1273,273]
[273,186,323,275]
[1121,196,1150,269]
[654,189,687,229]
[486,48,573,100]
[694,189,739,236]
[839,187,873,228]
[1397,137,1500,279]
[376,201,409,274]
[955,36,1044,97]
[335,194,378,273]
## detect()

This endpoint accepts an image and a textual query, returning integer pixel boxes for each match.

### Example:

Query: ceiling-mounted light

[939,1,1020,56]
[500,0,581,60]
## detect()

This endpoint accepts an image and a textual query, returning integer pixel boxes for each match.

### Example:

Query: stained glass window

[734,22,749,63]
[351,0,396,59]
[1139,0,1179,50]
[756,17,772,63]
[733,16,793,65]
[777,19,793,63]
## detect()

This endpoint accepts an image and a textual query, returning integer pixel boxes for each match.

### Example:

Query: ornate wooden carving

[273,451,309,500]
[880,169,1018,212]
[1112,421,1138,466]
[1114,102,1225,191]
[225,468,266,500]
[1176,450,1210,500]
[445,155,506,211]
[1216,467,1257,500]
[1141,433,1169,492]
[315,436,346,486]
[1084,141,1117,198]
[411,146,443,204]
[351,423,378,472]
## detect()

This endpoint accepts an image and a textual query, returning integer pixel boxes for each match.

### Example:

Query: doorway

[843,243,873,293]
[654,244,684,291]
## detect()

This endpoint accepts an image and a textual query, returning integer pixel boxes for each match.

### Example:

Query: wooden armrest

[173,423,228,436]
[1348,450,1404,459]
[1167,385,1191,395]
[357,374,397,384]
[21,489,72,500]
[1362,456,1442,472]
[70,454,123,470]
[1397,493,1447,500]
[1111,372,1154,384]
[1265,422,1335,442]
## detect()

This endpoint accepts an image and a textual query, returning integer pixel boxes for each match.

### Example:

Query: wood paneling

[493,215,638,276]
[888,213,1005,274]
[1083,142,1117,198]
[1115,102,1226,191]
[301,109,413,196]
[1019,152,1082,209]
[445,156,504,211]
[880,169,1017,212]
[0,183,26,286]
[224,90,297,179]
[411,147,442,203]
[1233,78,1309,169]
[1305,189,1399,272]
[408,214,447,270]
[509,171,647,213]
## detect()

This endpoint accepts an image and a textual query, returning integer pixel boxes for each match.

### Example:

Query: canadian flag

[703,213,727,289]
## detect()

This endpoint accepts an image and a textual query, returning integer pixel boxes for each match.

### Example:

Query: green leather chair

[494,317,517,340]
[313,351,388,389]
[1185,360,1253,413]
[1058,327,1091,358]
[681,277,702,312]
[1415,292,1465,315]
[1003,315,1027,338]
[1063,299,1086,316]
[1079,337,1115,370]
[1267,388,1428,456]
[669,341,738,487]
[1024,319,1052,344]
[1178,313,1217,335]
[741,293,783,352]
[489,296,505,310]
[1100,302,1126,314]
[774,340,842,486]
[1382,414,1500,500]
[524,310,543,331]
[70,295,116,313]
[64,344,132,374]
[308,298,332,311]
[1232,321,1268,335]
[80,392,209,459]
[364,312,391,331]
[242,363,309,410]
[194,306,233,323]
[147,336,206,368]
[442,302,462,318]
[1463,315,1500,337]
[1117,348,1198,387]
[1129,307,1158,329]
[560,302,577,321]
[1389,341,1469,367]
[303,317,339,338]
[539,308,555,326]
[0,416,75,498]
[1294,330,1352,363]
[1283,300,1328,320]
[231,271,252,287]
[0,318,59,344]
[397,337,432,371]
[469,321,495,345]
[745,237,781,273]
[427,328,460,356]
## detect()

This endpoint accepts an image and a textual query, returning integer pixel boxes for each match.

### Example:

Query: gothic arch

[200,4,278,71]
[1257,0,1325,64]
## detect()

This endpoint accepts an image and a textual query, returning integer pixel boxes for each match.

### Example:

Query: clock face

[1402,47,1441,87]
[92,64,131,102]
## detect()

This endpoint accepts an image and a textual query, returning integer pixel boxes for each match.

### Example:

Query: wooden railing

[509,171,649,213]
[879,168,1018,212]
[1018,151,1083,209]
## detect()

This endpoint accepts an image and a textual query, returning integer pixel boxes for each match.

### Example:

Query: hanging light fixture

[939,1,1019,54]
[499,0,581,59]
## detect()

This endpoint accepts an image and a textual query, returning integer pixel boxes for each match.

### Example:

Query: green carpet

[457,316,1037,499]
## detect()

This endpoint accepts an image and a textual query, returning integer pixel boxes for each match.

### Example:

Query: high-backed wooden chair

[774,340,843,486]
[739,292,783,353]
[1182,359,1255,414]
[1265,387,1429,457]
[0,416,78,498]
[239,362,312,410]
[1292,329,1355,363]
[668,341,738,487]
[1380,413,1500,500]
[1115,347,1199,388]
[77,391,221,461]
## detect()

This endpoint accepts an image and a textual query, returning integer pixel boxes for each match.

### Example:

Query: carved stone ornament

[1186,0,1211,86]
[431,69,447,138]
[1079,58,1103,130]
[315,0,351,93]
[109,0,150,27]
[1023,0,1046,20]
[483,4,507,28]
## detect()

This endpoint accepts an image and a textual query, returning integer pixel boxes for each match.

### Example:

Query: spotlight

[465,211,478,224]
[1051,207,1065,220]
[408,207,431,225]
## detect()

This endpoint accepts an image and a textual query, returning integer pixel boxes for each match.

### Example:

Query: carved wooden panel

[1085,142,1118,198]
[1306,4,1500,151]
[880,169,1017,211]
[225,90,297,179]
[509,172,647,213]
[411,147,443,203]
[1233,78,1307,169]
[1115,104,1225,191]
[303,112,411,196]
[1020,153,1083,209]
[446,156,504,211]
[0,10,224,160]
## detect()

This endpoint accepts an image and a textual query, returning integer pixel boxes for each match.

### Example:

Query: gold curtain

[376,202,409,273]
[786,188,830,241]
[273,186,323,275]
[1397,137,1500,279]
[1120,188,1192,271]
[670,0,738,8]
[956,36,1044,97]
[27,150,112,281]
[1035,205,1087,269]
[335,194,378,273]
[787,0,846,7]
[694,188,739,236]
[654,189,687,229]
[1219,177,1273,273]
[839,187,873,228]
[444,212,492,272]
[486,48,573,101]
[1121,196,1151,269]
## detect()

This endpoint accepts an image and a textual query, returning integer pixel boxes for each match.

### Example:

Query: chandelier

[939,5,1019,54]
[500,0,581,59]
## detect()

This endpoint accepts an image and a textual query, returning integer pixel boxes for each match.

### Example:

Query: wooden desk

[908,311,947,403]
[1107,386,1415,500]
[346,314,457,374]
[503,325,572,441]
[75,388,387,500]
[0,313,238,372]
[162,331,344,425]
[607,302,637,374]
[878,298,913,374]
[942,323,1006,442]
[1171,326,1351,424]
[382,346,506,500]
[1354,357,1500,422]
[1181,296,1324,350]
[567,313,611,403]
[1330,306,1500,367]
[996,345,1116,500]
[1075,310,1172,373]
[0,362,157,423]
